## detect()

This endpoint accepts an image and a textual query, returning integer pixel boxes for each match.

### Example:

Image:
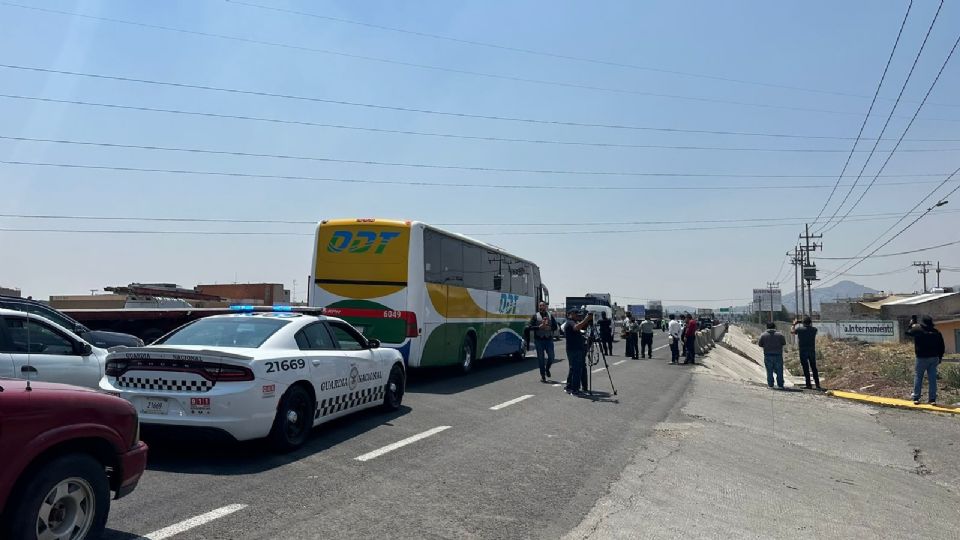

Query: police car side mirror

[367,338,381,349]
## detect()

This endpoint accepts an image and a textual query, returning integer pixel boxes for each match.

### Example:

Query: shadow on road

[407,354,566,395]
[140,405,412,475]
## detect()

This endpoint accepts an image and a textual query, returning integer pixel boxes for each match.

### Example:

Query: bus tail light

[400,311,419,338]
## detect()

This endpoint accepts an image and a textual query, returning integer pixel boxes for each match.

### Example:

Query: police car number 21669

[99,309,406,451]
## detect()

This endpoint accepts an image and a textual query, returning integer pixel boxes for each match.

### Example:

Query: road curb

[826,390,960,415]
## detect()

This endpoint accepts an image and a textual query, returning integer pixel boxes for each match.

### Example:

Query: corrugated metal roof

[881,292,960,306]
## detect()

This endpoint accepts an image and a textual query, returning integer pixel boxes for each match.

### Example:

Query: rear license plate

[141,397,169,415]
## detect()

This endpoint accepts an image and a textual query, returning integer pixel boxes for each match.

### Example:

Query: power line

[817,180,959,287]
[6,136,960,182]
[3,158,958,185]
[816,265,914,277]
[4,94,910,153]
[811,0,913,227]
[819,237,960,259]
[222,0,905,102]
[1,208,956,227]
[0,1,890,118]
[820,12,959,233]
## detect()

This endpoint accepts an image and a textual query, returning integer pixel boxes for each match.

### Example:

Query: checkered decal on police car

[315,386,385,418]
[115,376,212,392]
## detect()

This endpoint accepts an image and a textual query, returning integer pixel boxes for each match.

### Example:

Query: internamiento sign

[838,321,895,338]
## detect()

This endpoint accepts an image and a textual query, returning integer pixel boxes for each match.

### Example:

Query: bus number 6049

[383,311,402,319]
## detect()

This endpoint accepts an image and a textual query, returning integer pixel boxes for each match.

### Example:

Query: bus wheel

[460,335,476,374]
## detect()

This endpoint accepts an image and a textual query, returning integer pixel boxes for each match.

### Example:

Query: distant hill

[782,280,878,312]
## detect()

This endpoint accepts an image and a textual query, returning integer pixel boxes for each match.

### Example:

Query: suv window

[327,322,367,351]
[1,317,75,355]
[295,323,337,351]
[0,298,82,332]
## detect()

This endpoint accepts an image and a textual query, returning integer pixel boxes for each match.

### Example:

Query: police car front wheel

[268,385,314,452]
[382,364,405,410]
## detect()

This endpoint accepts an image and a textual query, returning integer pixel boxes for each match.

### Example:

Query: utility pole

[799,224,822,319]
[936,261,941,288]
[913,261,932,293]
[788,249,801,317]
[766,281,779,323]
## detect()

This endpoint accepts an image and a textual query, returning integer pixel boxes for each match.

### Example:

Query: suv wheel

[9,453,109,540]
[268,385,315,452]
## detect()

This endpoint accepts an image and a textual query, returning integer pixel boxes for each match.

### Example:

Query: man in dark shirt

[563,309,593,395]
[905,315,945,405]
[598,312,614,356]
[791,316,821,390]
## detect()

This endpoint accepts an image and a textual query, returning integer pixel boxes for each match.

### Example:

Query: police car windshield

[157,317,289,348]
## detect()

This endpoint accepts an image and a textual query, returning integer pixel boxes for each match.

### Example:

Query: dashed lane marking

[355,426,451,462]
[138,504,247,540]
[490,394,535,410]
[613,360,626,365]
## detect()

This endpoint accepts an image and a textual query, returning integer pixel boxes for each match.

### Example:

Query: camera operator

[563,308,593,396]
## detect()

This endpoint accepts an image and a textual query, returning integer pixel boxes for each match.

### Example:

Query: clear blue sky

[1,0,959,306]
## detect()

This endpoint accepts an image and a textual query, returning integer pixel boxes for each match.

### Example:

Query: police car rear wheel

[383,364,404,410]
[268,385,314,452]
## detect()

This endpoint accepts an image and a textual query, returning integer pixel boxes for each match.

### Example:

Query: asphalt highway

[102,332,684,539]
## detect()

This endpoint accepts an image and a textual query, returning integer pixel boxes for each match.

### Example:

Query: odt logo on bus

[499,293,519,314]
[327,230,401,254]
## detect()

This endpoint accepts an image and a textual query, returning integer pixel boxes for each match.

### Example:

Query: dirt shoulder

[784,337,960,406]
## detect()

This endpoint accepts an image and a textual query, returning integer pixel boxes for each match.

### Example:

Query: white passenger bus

[309,219,549,372]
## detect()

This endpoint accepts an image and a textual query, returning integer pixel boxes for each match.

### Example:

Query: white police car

[99,307,406,451]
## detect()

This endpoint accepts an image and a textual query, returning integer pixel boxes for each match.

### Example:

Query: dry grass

[785,337,960,406]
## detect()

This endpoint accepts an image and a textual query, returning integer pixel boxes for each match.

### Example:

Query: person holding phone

[906,315,945,405]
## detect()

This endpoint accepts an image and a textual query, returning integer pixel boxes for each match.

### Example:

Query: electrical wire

[0,1,890,118]
[817,179,960,287]
[2,159,958,188]
[811,0,913,227]
[820,14,959,233]
[818,237,960,259]
[5,208,954,227]
[222,0,911,102]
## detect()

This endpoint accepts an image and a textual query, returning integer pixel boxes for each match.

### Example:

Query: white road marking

[613,360,626,365]
[654,345,668,351]
[592,367,605,373]
[490,394,535,410]
[355,426,451,462]
[140,504,247,540]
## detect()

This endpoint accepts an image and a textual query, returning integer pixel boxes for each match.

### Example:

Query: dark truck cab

[0,378,148,539]
[0,295,143,349]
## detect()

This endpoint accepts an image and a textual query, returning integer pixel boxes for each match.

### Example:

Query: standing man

[623,312,640,360]
[598,311,614,356]
[906,315,945,405]
[683,314,698,365]
[758,322,787,389]
[529,302,559,383]
[639,315,655,359]
[791,316,821,390]
[667,314,683,364]
[563,308,593,396]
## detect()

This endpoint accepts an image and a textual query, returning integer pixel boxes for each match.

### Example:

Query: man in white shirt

[667,314,683,364]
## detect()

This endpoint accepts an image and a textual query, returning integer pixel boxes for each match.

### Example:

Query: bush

[879,358,913,384]
[942,363,960,390]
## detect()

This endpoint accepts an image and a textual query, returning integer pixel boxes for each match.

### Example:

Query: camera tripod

[585,323,618,398]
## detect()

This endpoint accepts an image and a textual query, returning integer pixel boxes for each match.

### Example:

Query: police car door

[326,321,382,414]
[294,322,343,424]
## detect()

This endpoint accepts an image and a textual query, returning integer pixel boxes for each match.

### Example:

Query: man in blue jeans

[906,315,945,405]
[528,302,559,383]
[758,322,787,389]
[563,308,593,395]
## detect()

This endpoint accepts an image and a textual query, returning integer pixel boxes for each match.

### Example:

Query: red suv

[0,378,148,539]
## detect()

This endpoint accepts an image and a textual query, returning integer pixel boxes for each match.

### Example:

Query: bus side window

[424,229,443,284]
[440,236,463,284]
[462,244,484,290]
